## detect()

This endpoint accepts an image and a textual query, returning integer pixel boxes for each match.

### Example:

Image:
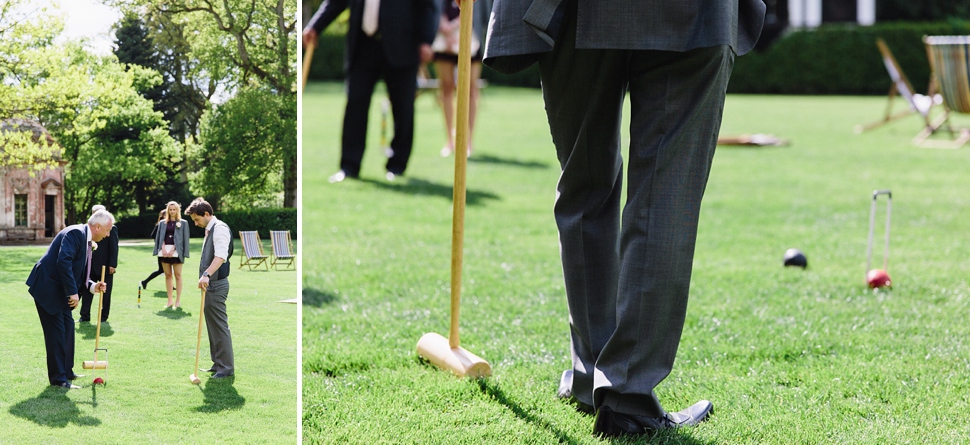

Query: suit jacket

[483,0,766,74]
[153,219,191,263]
[26,224,89,315]
[90,226,118,281]
[305,0,439,71]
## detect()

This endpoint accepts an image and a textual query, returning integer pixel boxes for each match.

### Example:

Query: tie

[362,0,379,36]
[85,240,93,285]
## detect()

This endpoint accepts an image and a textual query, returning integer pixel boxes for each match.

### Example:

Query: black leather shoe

[592,400,713,437]
[211,373,234,379]
[200,367,217,373]
[67,374,84,380]
[78,318,90,323]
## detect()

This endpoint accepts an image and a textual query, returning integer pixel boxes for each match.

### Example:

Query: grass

[0,238,297,444]
[302,81,970,444]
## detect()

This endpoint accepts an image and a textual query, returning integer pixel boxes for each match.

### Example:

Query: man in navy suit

[303,0,439,182]
[26,209,113,389]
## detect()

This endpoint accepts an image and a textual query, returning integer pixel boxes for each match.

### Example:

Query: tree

[191,87,295,209]
[0,0,63,168]
[69,83,182,216]
[114,12,196,211]
[113,0,298,208]
[1,0,186,220]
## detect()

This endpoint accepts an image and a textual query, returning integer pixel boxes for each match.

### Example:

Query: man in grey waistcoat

[483,0,765,437]
[185,198,235,379]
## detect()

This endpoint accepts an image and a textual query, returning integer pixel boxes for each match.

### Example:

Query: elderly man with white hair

[79,205,120,323]
[26,209,114,388]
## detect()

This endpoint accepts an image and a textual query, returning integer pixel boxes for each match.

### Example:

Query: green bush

[730,20,970,95]
[309,20,970,94]
[117,208,297,240]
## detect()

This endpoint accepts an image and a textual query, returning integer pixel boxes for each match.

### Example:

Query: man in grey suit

[304,0,439,182]
[484,0,765,437]
[185,198,235,379]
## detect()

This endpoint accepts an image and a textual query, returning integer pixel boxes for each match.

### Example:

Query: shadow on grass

[76,321,114,340]
[156,308,192,320]
[302,287,336,307]
[476,379,715,445]
[475,379,582,445]
[195,376,246,413]
[9,386,101,427]
[469,153,551,170]
[359,177,500,206]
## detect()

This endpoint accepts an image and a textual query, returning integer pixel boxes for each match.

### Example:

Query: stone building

[0,119,66,242]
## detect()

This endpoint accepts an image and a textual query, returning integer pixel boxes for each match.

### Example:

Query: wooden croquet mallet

[190,289,207,385]
[83,266,109,370]
[415,0,491,379]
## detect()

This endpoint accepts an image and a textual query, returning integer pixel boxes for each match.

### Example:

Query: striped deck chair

[238,231,269,270]
[270,230,296,270]
[915,36,970,148]
[855,38,943,134]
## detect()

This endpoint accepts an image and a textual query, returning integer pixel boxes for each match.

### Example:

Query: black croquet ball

[783,248,807,268]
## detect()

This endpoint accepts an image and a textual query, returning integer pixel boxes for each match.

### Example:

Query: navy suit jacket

[305,0,439,71]
[26,224,89,315]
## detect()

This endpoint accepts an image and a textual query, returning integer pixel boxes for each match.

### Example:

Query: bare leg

[436,59,457,156]
[173,263,183,308]
[162,262,174,308]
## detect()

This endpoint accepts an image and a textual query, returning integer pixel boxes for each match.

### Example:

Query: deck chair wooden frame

[856,38,944,134]
[238,231,269,270]
[270,230,296,270]
[914,35,970,149]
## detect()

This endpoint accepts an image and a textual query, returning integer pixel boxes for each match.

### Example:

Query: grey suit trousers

[539,6,735,417]
[204,278,234,374]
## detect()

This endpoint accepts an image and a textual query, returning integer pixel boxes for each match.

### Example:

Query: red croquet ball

[866,269,891,289]
[93,377,104,385]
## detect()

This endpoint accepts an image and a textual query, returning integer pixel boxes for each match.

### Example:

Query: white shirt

[205,215,231,261]
[84,224,98,294]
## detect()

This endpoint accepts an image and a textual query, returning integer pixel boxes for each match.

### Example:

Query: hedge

[729,20,970,95]
[307,21,970,95]
[117,208,297,240]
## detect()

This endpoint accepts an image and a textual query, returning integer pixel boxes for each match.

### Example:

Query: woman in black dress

[152,201,190,309]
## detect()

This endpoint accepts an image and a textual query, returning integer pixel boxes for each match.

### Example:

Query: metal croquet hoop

[866,189,892,280]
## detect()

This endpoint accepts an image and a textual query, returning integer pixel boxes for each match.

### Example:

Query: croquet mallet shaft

[415,0,491,379]
[83,266,109,369]
[190,289,207,384]
[301,40,316,90]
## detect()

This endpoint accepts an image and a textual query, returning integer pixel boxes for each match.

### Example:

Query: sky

[44,0,123,55]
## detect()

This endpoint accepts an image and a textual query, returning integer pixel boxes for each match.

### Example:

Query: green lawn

[0,238,297,444]
[302,81,970,444]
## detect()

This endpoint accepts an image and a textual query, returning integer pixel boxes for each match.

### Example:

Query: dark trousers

[80,273,113,322]
[204,279,234,375]
[340,33,419,177]
[35,300,76,386]
[539,3,735,417]
[142,258,164,286]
